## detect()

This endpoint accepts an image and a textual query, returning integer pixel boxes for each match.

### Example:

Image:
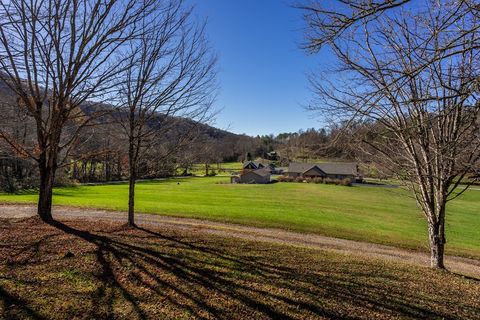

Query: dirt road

[1,204,479,278]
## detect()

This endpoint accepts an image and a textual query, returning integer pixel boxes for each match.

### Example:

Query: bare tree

[115,0,217,226]
[302,0,480,268]
[299,0,411,51]
[0,0,158,221]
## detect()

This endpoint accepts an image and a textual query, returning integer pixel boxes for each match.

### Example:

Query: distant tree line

[1,96,366,191]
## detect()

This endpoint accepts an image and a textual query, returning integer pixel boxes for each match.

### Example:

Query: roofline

[242,169,270,178]
[288,162,357,175]
[302,165,326,175]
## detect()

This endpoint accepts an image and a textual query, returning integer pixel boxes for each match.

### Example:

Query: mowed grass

[0,177,479,258]
[186,162,244,175]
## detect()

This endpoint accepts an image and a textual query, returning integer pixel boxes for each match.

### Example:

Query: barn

[239,168,271,184]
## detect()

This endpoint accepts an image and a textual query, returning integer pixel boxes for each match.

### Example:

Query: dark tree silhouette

[115,0,217,226]
[0,0,158,221]
[302,0,480,268]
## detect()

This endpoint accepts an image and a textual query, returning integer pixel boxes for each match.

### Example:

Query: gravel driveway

[1,203,479,279]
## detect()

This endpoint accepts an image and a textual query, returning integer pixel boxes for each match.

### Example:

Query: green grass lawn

[178,162,244,176]
[1,177,479,258]
[219,161,244,169]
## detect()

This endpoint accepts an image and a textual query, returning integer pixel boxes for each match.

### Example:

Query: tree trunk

[116,155,122,180]
[428,223,445,269]
[72,161,78,180]
[128,168,136,226]
[127,135,137,226]
[127,113,137,226]
[105,155,111,181]
[37,162,56,222]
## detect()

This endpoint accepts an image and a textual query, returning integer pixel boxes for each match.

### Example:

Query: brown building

[286,162,359,180]
[243,161,266,170]
[242,161,276,171]
[239,168,271,184]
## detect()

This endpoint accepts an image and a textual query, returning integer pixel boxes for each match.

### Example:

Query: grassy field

[179,162,244,176]
[1,218,479,319]
[0,177,479,258]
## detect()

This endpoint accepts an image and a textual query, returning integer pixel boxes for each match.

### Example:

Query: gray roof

[243,168,271,177]
[243,161,275,169]
[288,162,357,176]
[287,163,317,174]
[243,161,262,169]
[243,161,252,167]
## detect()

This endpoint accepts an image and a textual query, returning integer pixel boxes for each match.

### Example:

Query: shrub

[0,159,39,192]
[295,176,304,183]
[278,175,295,182]
[324,178,335,185]
[206,170,217,177]
[322,177,353,186]
[278,175,351,186]
[313,177,323,184]
[0,175,21,193]
[54,172,79,187]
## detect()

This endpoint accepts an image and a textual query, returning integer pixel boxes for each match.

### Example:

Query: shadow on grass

[0,188,38,196]
[1,219,478,319]
[452,272,480,282]
[0,286,47,320]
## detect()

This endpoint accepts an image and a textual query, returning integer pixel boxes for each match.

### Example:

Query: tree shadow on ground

[1,219,479,319]
[0,285,47,320]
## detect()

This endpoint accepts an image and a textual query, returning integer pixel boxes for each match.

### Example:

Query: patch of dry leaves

[0,217,479,319]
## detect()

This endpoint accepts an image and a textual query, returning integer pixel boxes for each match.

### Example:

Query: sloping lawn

[1,218,479,319]
[0,177,479,258]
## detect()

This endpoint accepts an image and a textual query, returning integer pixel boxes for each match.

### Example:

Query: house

[239,168,271,184]
[266,151,279,161]
[272,166,286,175]
[286,162,359,181]
[243,161,277,173]
[243,161,266,170]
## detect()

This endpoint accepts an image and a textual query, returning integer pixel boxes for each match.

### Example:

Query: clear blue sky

[189,0,332,136]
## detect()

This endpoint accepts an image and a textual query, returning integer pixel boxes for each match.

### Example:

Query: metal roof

[287,162,357,176]
[241,168,271,177]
